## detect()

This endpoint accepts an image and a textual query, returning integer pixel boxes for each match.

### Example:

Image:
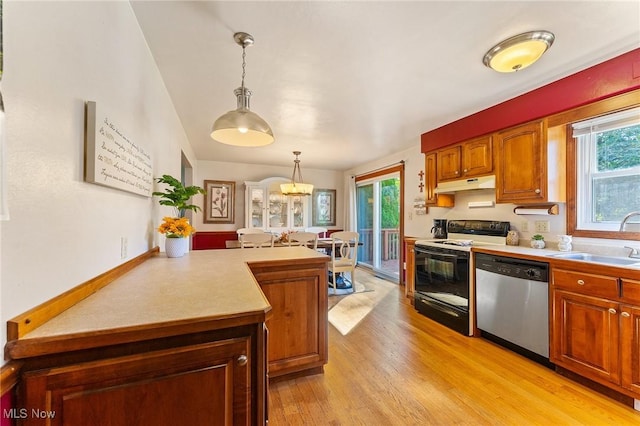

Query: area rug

[328,279,396,335]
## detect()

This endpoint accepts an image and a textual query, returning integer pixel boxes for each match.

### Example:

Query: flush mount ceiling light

[281,151,314,196]
[211,32,274,146]
[483,30,555,73]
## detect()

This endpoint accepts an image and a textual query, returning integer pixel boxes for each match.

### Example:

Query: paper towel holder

[513,204,559,215]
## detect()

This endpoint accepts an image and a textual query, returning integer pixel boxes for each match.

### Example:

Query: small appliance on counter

[430,219,447,239]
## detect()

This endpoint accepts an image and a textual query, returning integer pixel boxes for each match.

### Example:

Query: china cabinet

[244,177,309,232]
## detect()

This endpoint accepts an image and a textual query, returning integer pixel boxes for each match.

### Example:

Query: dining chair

[240,232,274,248]
[287,232,318,249]
[237,227,266,235]
[305,226,328,238]
[328,231,359,292]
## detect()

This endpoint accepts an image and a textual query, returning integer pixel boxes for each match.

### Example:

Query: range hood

[434,175,496,193]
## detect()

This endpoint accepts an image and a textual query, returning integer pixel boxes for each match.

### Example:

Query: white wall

[195,160,344,231]
[0,2,195,354]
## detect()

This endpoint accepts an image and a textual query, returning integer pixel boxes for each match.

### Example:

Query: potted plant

[152,174,206,218]
[530,234,546,249]
[153,175,206,257]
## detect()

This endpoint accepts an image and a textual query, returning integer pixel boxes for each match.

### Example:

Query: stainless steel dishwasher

[475,253,550,365]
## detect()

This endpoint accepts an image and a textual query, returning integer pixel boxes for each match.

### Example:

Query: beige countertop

[472,244,640,278]
[7,247,328,358]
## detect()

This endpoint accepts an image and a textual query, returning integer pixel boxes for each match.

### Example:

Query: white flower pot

[530,239,546,249]
[165,237,186,258]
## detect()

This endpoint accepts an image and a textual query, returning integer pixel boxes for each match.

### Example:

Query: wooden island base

[5,247,329,425]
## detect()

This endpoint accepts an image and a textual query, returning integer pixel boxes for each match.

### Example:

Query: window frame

[556,90,640,241]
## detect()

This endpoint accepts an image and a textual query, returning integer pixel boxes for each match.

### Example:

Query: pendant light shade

[211,32,274,146]
[483,31,555,73]
[281,151,314,196]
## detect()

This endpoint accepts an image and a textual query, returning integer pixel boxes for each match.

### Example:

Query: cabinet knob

[535,189,541,194]
[621,312,631,318]
[237,355,248,366]
[608,308,617,315]
[455,170,459,175]
[463,168,468,173]
[577,279,585,285]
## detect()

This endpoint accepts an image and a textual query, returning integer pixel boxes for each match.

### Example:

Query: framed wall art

[312,188,336,226]
[204,180,235,224]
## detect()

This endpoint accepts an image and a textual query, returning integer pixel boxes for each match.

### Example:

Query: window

[572,107,640,233]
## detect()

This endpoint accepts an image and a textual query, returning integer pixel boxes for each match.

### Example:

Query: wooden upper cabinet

[495,120,547,203]
[462,136,493,177]
[425,152,438,204]
[436,135,493,182]
[425,152,454,207]
[437,145,462,181]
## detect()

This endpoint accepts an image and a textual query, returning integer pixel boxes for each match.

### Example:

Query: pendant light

[281,151,314,196]
[211,32,274,146]
[483,31,555,73]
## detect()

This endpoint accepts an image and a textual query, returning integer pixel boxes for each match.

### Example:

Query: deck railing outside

[358,228,400,266]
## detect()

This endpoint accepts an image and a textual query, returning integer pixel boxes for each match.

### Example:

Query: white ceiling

[130,1,640,171]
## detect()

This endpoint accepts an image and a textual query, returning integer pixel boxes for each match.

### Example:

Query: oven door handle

[416,250,460,259]
[418,297,460,317]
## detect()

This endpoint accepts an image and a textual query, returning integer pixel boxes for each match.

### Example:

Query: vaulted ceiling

[130,1,640,171]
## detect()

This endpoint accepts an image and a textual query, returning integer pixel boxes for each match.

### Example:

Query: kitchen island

[5,247,329,425]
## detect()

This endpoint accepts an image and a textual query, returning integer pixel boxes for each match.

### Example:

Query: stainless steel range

[414,220,510,335]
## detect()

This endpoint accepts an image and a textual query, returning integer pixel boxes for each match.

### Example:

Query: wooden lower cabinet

[551,269,640,399]
[621,304,640,395]
[19,335,263,425]
[249,259,328,379]
[552,290,620,385]
[404,238,417,298]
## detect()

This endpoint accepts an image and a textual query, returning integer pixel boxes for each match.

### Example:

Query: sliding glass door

[356,172,400,281]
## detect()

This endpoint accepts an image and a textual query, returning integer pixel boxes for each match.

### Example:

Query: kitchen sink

[547,252,640,266]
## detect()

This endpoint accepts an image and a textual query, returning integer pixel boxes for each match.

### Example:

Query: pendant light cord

[241,45,246,92]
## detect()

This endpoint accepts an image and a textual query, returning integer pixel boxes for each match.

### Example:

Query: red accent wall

[192,230,342,250]
[192,231,238,250]
[421,48,640,151]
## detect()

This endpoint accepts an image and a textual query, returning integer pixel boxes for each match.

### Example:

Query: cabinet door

[424,152,438,205]
[250,262,328,378]
[247,185,266,229]
[495,120,547,203]
[21,339,253,426]
[621,304,640,396]
[436,145,461,181]
[267,181,289,231]
[462,135,493,177]
[552,290,620,386]
[404,238,416,298]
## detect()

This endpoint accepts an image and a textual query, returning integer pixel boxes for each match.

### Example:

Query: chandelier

[281,151,314,196]
[211,32,274,146]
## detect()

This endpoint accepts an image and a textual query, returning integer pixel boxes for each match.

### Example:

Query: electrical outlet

[521,221,529,232]
[121,237,128,259]
[534,220,550,233]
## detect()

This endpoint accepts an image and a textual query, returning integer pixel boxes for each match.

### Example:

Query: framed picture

[312,188,336,226]
[204,180,235,224]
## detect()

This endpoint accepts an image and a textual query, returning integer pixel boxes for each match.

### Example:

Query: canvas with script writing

[85,101,153,197]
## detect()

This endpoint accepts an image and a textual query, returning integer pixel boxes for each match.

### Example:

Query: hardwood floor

[268,269,640,425]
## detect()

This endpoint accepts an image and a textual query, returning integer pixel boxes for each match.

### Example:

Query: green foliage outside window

[592,124,640,222]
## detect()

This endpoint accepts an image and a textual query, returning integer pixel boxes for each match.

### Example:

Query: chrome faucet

[619,211,640,231]
[625,246,640,259]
